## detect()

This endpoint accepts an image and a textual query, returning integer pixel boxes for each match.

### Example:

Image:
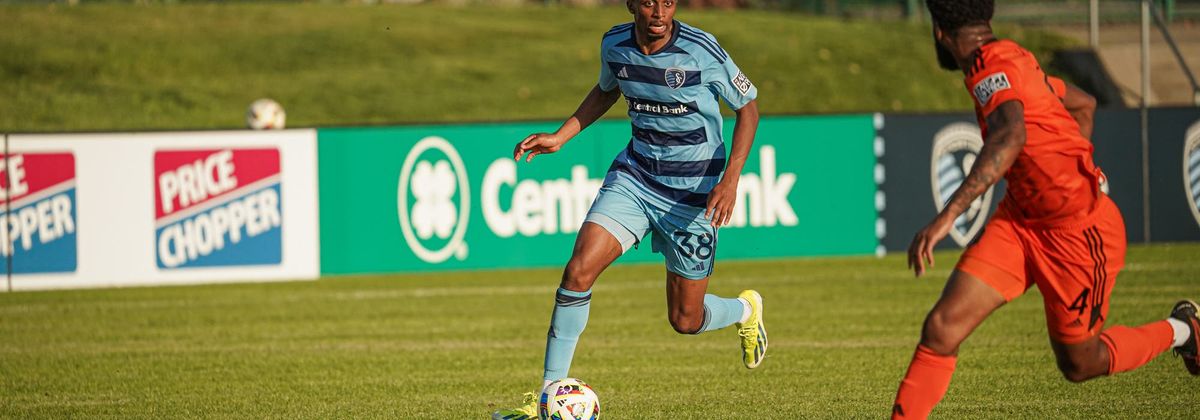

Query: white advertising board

[1,130,319,291]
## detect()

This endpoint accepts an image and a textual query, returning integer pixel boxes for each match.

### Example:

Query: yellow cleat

[492,392,539,420]
[737,290,767,369]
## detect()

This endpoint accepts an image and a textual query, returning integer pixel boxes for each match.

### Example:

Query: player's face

[932,24,960,71]
[628,0,675,40]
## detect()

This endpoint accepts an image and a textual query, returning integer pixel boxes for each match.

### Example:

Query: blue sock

[543,287,592,382]
[698,294,744,333]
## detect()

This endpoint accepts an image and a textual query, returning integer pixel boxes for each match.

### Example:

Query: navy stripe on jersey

[609,62,701,88]
[678,30,727,63]
[632,125,707,146]
[626,96,698,117]
[604,23,633,37]
[615,37,688,55]
[626,143,726,178]
[679,27,727,59]
[609,159,710,208]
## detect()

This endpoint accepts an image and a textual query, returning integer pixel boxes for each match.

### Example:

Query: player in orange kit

[891,1,1199,418]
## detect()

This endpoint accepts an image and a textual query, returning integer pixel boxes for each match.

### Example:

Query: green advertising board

[318,115,877,275]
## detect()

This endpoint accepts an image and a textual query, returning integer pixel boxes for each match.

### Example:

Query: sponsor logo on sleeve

[1,153,77,274]
[732,71,753,96]
[931,122,994,247]
[972,72,1011,107]
[154,149,282,269]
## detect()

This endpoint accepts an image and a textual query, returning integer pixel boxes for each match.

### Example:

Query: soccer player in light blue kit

[493,0,764,418]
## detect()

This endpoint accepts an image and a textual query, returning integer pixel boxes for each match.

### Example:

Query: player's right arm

[514,85,621,162]
[908,100,1026,276]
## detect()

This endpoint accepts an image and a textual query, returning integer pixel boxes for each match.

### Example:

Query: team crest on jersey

[1,153,78,274]
[664,67,686,89]
[154,148,283,269]
[732,71,753,96]
[972,72,1011,107]
[1184,120,1200,229]
[930,122,995,247]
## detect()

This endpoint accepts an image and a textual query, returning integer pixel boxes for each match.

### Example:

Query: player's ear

[626,0,635,13]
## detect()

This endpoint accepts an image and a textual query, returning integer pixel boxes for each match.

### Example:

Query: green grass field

[0,3,1076,133]
[1,244,1196,418]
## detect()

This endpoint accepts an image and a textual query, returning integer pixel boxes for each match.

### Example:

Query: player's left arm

[908,100,1026,276]
[704,40,758,227]
[706,99,758,227]
[1060,82,1096,140]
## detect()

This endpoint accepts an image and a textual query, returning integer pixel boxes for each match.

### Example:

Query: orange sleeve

[1046,76,1067,99]
[967,57,1025,118]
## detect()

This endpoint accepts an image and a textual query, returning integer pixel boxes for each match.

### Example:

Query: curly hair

[926,0,994,33]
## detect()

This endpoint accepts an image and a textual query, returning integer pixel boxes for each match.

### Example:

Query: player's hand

[514,133,565,162]
[705,177,737,227]
[907,216,953,277]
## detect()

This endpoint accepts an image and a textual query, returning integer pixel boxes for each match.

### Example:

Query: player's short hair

[926,0,994,33]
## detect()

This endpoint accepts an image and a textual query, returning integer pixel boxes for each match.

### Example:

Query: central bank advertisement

[318,116,878,275]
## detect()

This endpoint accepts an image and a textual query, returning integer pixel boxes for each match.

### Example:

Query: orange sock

[892,345,957,420]
[1099,320,1174,374]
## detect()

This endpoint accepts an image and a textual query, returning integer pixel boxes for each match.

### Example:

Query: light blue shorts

[584,183,717,279]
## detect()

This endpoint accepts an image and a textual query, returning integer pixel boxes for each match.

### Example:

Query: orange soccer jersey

[966,39,1103,225]
[956,39,1126,344]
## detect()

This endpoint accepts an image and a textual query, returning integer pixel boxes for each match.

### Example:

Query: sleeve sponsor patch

[972,72,1011,107]
[732,71,753,96]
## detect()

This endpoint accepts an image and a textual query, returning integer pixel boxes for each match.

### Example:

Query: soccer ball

[540,378,600,420]
[246,98,286,130]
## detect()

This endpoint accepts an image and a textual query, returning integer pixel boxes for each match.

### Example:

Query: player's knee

[1053,344,1107,383]
[1055,361,1100,383]
[668,311,703,334]
[560,260,598,291]
[1058,368,1092,383]
[920,310,964,355]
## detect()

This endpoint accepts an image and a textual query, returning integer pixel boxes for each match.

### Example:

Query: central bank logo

[931,122,995,247]
[1185,120,1200,229]
[397,136,471,264]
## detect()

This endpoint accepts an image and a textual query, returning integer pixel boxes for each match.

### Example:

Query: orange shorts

[957,194,1127,344]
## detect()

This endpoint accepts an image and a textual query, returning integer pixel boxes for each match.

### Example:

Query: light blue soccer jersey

[597,20,758,211]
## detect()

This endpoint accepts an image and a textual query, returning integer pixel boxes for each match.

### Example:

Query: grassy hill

[0,4,1077,132]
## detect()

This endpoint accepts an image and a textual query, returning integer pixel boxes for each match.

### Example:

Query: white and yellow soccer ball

[539,378,599,420]
[246,98,286,130]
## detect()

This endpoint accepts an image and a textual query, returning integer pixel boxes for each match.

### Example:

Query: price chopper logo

[155,149,282,269]
[0,153,78,274]
[1185,120,1200,229]
[397,136,471,264]
[930,123,995,247]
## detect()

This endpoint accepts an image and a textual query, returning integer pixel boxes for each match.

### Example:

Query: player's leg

[892,270,1008,420]
[664,271,713,334]
[1037,195,1197,381]
[1050,302,1199,381]
[494,187,648,420]
[660,269,764,368]
[893,211,1027,420]
[542,221,626,383]
[543,186,650,385]
[650,207,764,368]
